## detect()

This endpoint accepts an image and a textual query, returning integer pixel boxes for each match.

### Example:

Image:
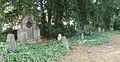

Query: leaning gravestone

[5,34,16,51]
[57,34,62,41]
[61,36,70,52]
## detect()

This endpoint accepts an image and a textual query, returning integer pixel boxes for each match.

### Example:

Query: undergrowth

[69,30,120,46]
[0,31,120,62]
[0,40,67,62]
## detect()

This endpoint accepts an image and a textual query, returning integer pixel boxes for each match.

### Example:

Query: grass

[0,30,120,62]
[100,30,120,37]
[68,30,120,46]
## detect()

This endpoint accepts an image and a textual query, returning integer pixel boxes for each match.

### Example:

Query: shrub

[0,40,67,62]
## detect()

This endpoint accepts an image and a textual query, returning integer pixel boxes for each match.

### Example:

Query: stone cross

[61,36,70,52]
[57,34,62,41]
[5,34,16,51]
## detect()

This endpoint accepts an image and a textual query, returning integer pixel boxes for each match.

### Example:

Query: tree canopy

[0,0,120,39]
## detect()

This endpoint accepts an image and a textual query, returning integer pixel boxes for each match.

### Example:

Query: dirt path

[56,34,120,62]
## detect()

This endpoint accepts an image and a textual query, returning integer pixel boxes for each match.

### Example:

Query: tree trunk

[40,0,48,40]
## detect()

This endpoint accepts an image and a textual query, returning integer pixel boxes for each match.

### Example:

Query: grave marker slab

[61,36,70,52]
[5,34,16,51]
[57,34,62,41]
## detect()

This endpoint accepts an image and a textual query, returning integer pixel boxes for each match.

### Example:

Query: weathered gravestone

[98,27,102,32]
[81,33,84,40]
[5,34,16,51]
[110,24,114,31]
[57,34,62,41]
[102,29,105,32]
[19,32,27,43]
[61,36,70,52]
[17,14,41,43]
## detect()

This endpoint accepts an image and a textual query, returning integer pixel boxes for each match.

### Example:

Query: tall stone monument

[17,14,41,43]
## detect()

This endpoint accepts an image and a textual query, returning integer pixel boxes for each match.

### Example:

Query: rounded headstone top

[22,14,34,24]
[61,36,68,42]
[21,14,34,29]
[6,34,15,41]
[57,34,62,41]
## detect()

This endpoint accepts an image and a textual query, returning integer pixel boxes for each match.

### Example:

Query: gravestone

[57,34,62,41]
[5,34,16,51]
[110,24,114,31]
[81,33,84,39]
[98,27,102,32]
[19,32,27,43]
[61,36,70,52]
[17,14,41,43]
[102,29,105,32]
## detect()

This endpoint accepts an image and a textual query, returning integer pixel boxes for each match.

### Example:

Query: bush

[0,40,67,62]
[114,19,120,30]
